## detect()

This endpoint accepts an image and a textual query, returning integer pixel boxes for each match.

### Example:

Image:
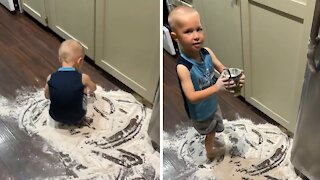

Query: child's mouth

[193,42,201,48]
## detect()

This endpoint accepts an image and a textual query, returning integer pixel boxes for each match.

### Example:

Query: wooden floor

[0,5,134,179]
[162,50,306,179]
[0,4,308,179]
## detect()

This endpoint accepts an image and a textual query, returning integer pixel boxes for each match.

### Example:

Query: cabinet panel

[242,0,315,132]
[46,0,95,59]
[193,0,315,131]
[193,0,243,71]
[21,0,47,26]
[252,0,306,19]
[95,0,159,103]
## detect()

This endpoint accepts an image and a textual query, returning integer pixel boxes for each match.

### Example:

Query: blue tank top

[48,67,85,124]
[177,48,218,121]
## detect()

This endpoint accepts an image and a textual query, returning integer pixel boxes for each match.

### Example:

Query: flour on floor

[164,119,300,180]
[0,86,159,179]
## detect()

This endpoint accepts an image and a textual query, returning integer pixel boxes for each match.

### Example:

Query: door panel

[252,0,306,18]
[242,0,315,132]
[193,0,243,71]
[95,0,159,103]
[46,0,95,59]
[21,0,47,26]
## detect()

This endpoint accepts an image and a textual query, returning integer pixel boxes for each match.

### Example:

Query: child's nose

[193,32,200,40]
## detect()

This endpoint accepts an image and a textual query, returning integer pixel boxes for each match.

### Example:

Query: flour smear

[0,86,159,179]
[164,119,301,180]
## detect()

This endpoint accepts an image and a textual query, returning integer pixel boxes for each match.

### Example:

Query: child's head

[168,6,204,54]
[58,39,85,69]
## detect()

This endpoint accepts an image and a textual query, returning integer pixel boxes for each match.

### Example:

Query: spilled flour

[0,86,159,179]
[164,119,300,180]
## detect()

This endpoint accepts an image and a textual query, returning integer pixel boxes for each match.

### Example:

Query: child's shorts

[48,94,88,127]
[192,106,224,135]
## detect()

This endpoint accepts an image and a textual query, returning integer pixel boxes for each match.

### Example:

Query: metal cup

[222,68,243,96]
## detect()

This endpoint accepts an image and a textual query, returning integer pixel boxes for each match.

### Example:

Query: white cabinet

[21,0,160,103]
[242,0,315,132]
[20,0,47,26]
[45,0,95,59]
[193,0,243,71]
[95,0,159,103]
[194,0,315,132]
[20,0,95,59]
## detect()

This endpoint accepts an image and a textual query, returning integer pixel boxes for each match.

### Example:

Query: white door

[95,0,159,103]
[20,0,47,26]
[46,0,95,59]
[193,0,243,71]
[242,0,316,132]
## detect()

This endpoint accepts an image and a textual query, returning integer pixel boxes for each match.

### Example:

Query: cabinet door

[193,0,243,71]
[45,0,95,59]
[20,0,47,26]
[95,0,159,103]
[241,0,315,132]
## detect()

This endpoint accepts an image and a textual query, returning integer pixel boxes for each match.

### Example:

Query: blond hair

[168,6,198,31]
[58,39,84,63]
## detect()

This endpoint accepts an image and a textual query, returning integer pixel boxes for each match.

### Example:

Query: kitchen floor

[163,50,308,179]
[0,4,308,180]
[0,5,140,179]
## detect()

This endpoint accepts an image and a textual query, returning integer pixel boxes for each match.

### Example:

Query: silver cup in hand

[222,68,243,96]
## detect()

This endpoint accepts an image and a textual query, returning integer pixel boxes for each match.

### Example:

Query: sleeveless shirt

[48,67,85,124]
[177,48,218,121]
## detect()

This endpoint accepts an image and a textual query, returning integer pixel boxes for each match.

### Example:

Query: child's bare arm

[205,47,245,89]
[44,75,51,99]
[177,65,228,103]
[204,47,225,73]
[82,74,97,94]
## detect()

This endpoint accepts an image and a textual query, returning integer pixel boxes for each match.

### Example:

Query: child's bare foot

[214,137,225,147]
[206,146,226,159]
[206,138,226,159]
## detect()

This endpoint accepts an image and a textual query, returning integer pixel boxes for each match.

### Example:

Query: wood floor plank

[0,158,15,179]
[0,120,17,143]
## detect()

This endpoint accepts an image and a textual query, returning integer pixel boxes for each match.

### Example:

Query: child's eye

[184,29,193,34]
[184,28,196,34]
[197,27,203,32]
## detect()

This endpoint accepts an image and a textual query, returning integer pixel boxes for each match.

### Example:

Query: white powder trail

[0,86,159,179]
[0,95,14,117]
[164,119,300,180]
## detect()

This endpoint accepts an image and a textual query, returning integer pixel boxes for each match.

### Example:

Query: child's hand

[239,72,245,87]
[225,80,236,93]
[215,74,230,92]
[84,87,91,95]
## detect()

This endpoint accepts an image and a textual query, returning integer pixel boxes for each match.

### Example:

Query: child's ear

[171,32,178,42]
[77,57,82,64]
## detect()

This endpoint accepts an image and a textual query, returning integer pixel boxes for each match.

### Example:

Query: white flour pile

[164,119,300,180]
[0,86,159,179]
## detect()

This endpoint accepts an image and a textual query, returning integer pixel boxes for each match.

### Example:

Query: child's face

[172,12,204,54]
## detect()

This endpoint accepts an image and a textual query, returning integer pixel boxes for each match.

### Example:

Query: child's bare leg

[205,131,225,159]
[205,131,216,159]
